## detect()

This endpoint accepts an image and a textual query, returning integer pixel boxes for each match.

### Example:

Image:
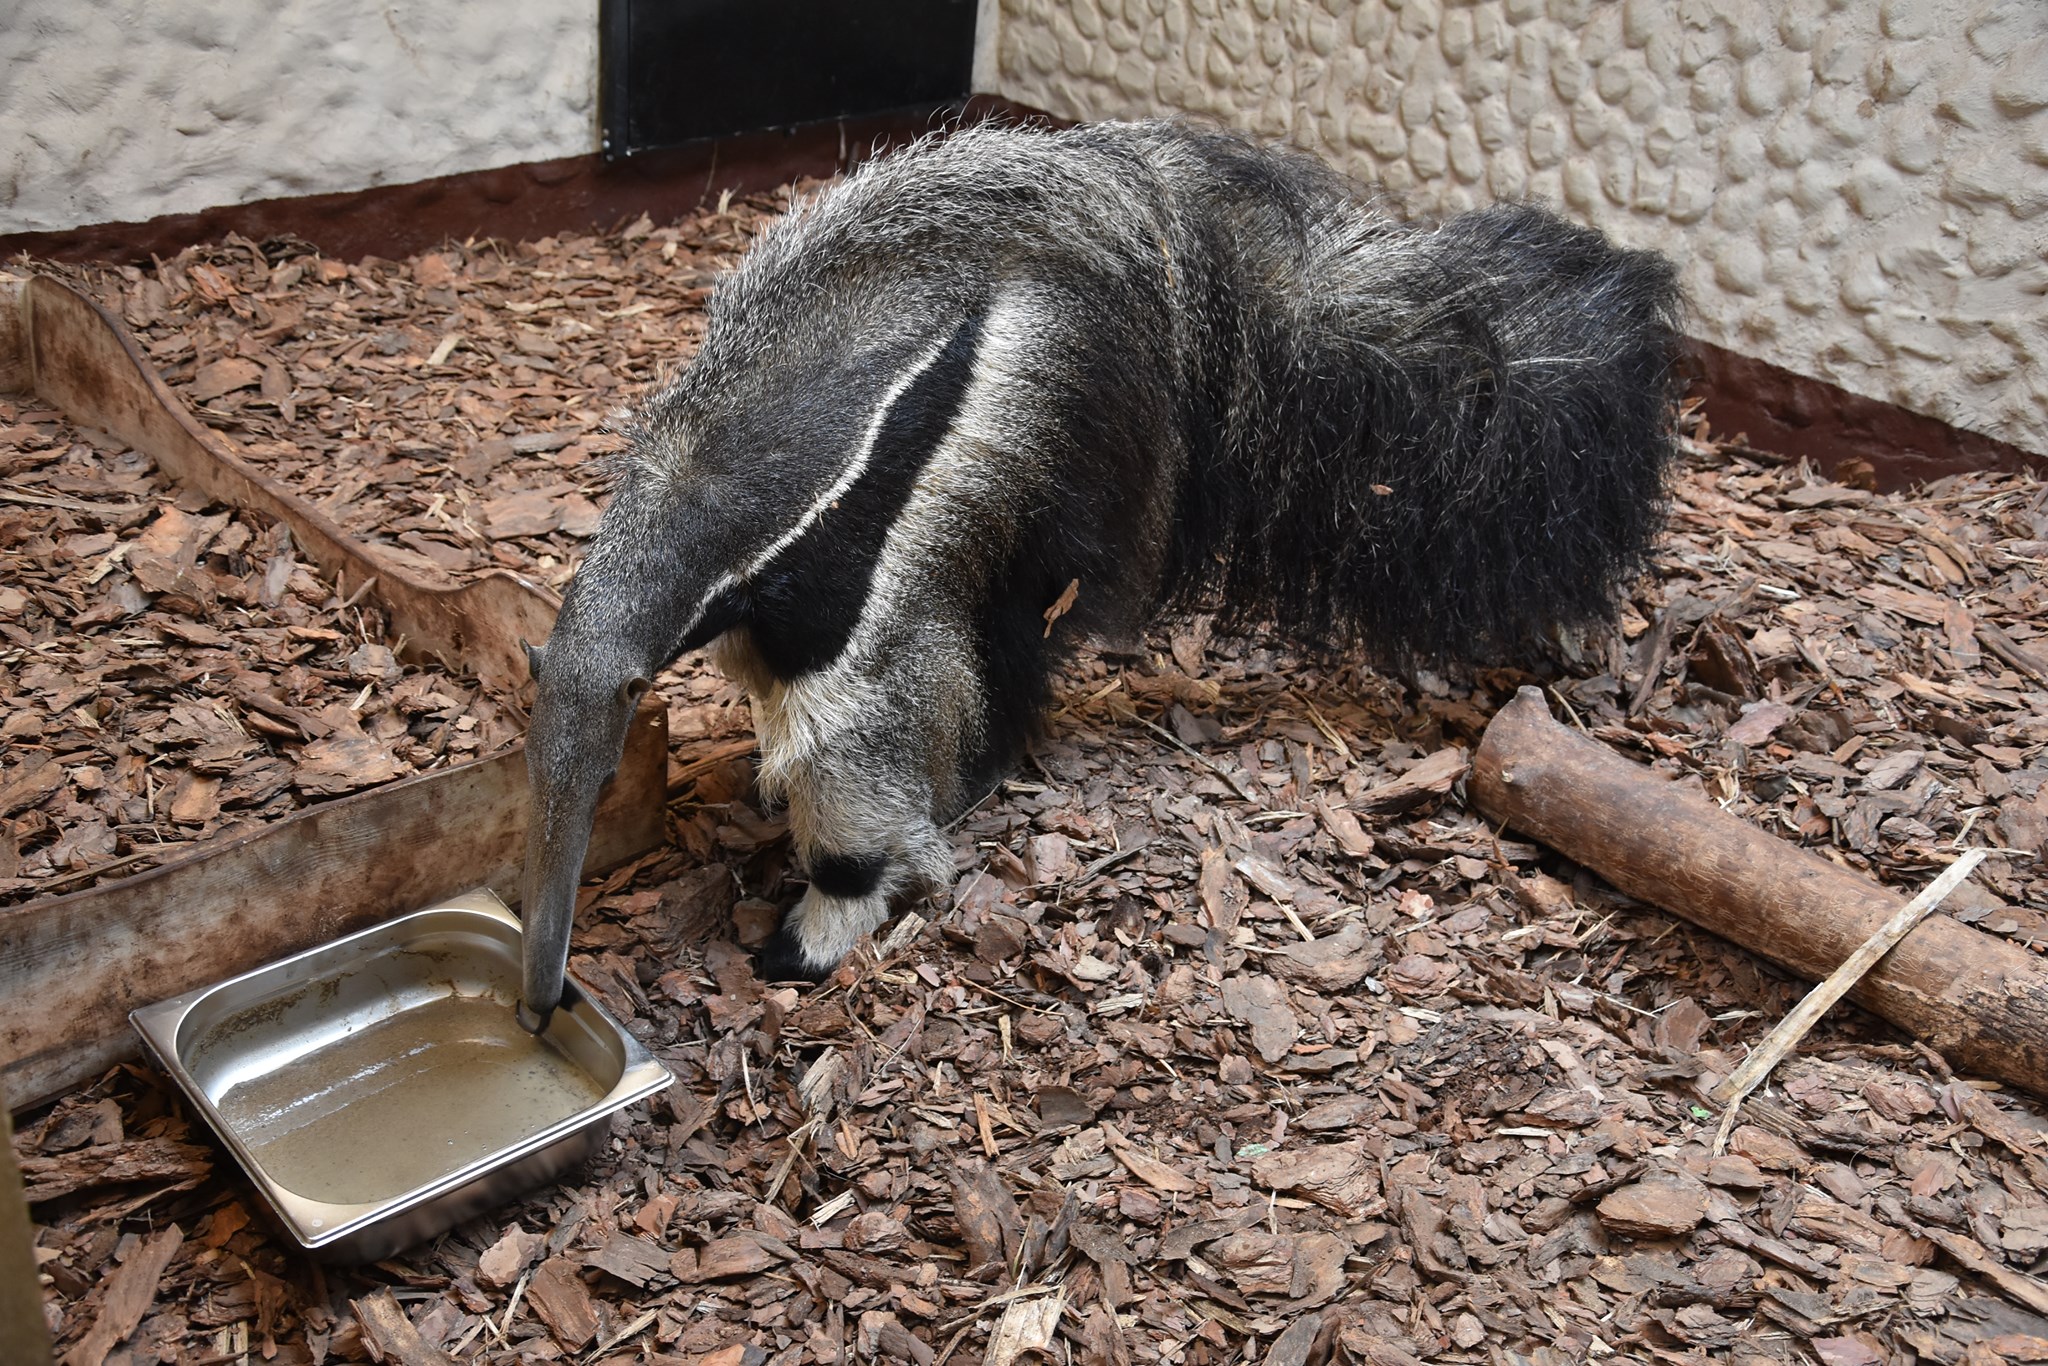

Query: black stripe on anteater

[674,580,750,656]
[808,851,891,899]
[745,313,987,679]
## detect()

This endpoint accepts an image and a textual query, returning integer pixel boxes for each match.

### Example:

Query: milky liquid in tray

[214,994,606,1205]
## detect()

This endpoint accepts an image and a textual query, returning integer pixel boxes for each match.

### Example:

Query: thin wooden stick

[0,488,150,515]
[1712,848,1988,1153]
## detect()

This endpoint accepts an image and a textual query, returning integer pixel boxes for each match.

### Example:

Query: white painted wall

[984,0,2048,457]
[0,0,597,234]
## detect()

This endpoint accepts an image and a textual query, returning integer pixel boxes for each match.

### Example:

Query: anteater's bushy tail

[1164,162,1683,668]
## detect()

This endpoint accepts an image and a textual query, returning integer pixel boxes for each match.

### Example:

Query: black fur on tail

[1154,130,1683,666]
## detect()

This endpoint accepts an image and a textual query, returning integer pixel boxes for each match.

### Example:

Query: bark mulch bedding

[0,403,525,904]
[33,192,793,595]
[11,203,2048,1366]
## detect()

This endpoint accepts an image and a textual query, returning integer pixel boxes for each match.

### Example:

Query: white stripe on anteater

[667,332,958,651]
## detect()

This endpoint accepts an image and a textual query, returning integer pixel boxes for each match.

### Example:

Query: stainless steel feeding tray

[130,890,669,1262]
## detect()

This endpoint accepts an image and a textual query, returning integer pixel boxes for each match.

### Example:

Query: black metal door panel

[602,0,977,157]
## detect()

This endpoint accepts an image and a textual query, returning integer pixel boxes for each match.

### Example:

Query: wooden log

[1471,686,2048,1099]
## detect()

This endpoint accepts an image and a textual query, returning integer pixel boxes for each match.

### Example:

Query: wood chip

[983,1291,1064,1366]
[187,357,263,402]
[681,1233,787,1282]
[351,1287,456,1366]
[1103,1129,1201,1195]
[61,1225,182,1366]
[949,1159,1025,1270]
[19,1139,211,1203]
[522,1256,599,1349]
[1250,1141,1381,1218]
[583,1229,671,1288]
[476,1224,545,1289]
[1596,1173,1710,1238]
[1351,746,1469,813]
[1221,974,1298,1062]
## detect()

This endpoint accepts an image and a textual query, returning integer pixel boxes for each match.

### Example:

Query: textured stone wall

[0,0,596,236]
[991,0,2048,456]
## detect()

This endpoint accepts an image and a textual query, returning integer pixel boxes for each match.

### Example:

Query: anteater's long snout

[515,640,647,1033]
[516,784,595,1032]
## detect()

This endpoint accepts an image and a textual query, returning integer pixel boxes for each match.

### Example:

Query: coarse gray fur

[517,118,1681,1022]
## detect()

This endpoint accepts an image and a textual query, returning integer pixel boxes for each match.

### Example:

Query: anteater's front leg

[748,655,965,981]
[759,748,955,981]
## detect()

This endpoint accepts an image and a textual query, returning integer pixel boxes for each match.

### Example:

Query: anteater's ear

[522,640,546,680]
[619,676,651,706]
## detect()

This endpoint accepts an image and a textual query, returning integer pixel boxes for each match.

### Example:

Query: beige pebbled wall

[990,0,2048,457]
[0,0,596,237]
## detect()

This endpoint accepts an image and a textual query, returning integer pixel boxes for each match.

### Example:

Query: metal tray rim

[130,890,669,1250]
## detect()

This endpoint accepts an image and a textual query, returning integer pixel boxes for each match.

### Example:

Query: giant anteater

[515,119,1681,1026]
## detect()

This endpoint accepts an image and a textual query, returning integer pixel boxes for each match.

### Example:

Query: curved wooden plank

[15,273,556,694]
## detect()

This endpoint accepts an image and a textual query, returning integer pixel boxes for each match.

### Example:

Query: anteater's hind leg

[743,635,973,981]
